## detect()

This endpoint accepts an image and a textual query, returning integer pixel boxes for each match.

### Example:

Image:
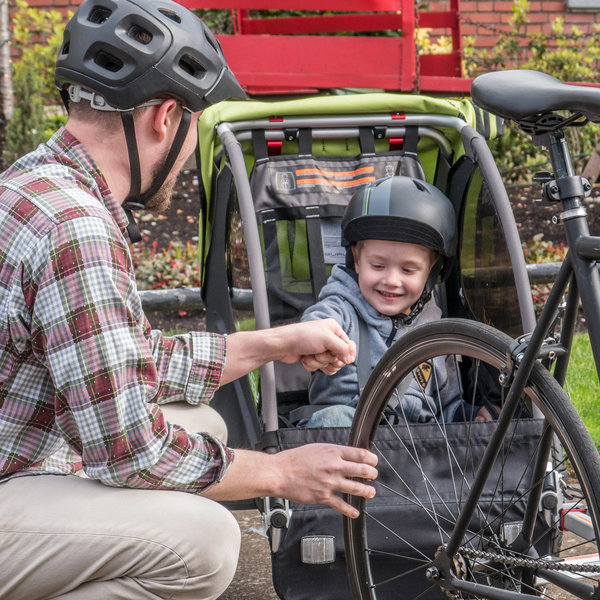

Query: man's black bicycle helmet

[55,0,246,241]
[55,0,245,112]
[342,176,457,321]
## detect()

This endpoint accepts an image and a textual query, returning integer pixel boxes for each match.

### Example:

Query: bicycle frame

[544,128,600,380]
[434,125,600,599]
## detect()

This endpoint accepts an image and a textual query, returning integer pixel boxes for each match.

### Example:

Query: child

[301,176,494,427]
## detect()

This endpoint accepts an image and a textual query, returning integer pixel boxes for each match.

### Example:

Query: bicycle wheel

[344,318,600,600]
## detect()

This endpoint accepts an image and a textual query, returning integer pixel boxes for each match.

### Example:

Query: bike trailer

[195,93,541,598]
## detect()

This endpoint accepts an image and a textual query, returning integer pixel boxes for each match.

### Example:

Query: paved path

[218,510,279,599]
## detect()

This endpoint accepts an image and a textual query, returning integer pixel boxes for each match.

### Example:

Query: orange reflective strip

[295,166,375,177]
[297,176,376,187]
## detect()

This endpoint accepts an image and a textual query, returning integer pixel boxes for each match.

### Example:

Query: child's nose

[383,269,403,288]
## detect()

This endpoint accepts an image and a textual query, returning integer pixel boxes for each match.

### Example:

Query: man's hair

[66,99,152,132]
[66,100,123,131]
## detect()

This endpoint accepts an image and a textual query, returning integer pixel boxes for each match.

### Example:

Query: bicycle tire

[344,318,600,600]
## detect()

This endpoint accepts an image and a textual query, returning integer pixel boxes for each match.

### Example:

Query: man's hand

[270,443,378,518]
[204,444,378,519]
[222,319,355,384]
[277,319,356,373]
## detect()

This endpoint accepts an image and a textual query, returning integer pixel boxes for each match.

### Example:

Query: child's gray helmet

[342,176,457,286]
[55,0,246,111]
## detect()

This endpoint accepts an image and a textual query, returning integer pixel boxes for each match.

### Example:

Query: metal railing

[139,262,561,313]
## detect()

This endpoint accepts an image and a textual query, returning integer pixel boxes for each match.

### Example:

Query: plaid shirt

[0,127,234,492]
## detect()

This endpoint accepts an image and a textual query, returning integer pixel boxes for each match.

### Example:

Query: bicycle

[344,70,600,600]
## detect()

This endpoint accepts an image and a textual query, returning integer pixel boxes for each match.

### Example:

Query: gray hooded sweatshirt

[301,264,465,423]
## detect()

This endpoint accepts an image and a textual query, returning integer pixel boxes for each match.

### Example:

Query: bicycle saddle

[471,69,600,123]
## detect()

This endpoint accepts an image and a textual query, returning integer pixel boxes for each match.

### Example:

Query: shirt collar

[47,127,130,235]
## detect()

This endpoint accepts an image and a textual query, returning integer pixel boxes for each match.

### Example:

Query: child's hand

[474,406,494,422]
[300,352,349,375]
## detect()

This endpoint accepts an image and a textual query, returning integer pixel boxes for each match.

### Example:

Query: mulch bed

[509,183,600,244]
[135,169,206,332]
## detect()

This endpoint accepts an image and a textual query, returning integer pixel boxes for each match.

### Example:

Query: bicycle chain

[439,546,600,600]
[457,545,600,574]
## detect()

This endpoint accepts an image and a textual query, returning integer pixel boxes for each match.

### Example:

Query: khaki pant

[0,404,240,600]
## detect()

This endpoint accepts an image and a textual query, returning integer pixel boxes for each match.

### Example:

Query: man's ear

[152,99,179,142]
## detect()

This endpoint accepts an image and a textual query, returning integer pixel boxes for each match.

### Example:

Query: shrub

[3,0,68,166]
[522,233,568,264]
[131,240,201,291]
[463,0,600,184]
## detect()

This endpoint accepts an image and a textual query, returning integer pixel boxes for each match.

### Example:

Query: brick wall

[12,0,73,13]
[455,1,600,49]
[17,0,600,60]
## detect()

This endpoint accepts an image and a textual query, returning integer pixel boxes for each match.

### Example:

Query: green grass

[566,332,600,451]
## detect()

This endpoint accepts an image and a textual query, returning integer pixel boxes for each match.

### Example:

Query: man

[0,1,377,598]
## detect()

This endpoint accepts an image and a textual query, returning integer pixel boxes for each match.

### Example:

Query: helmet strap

[138,108,191,205]
[59,88,70,112]
[425,256,444,292]
[400,256,444,325]
[120,110,143,242]
[120,107,192,243]
[398,290,432,326]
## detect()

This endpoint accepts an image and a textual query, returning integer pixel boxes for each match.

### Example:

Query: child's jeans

[304,404,356,428]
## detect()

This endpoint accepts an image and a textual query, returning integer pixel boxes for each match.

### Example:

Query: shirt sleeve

[26,214,233,493]
[148,328,226,405]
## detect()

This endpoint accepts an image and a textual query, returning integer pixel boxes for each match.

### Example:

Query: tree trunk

[0,0,12,168]
[0,0,11,119]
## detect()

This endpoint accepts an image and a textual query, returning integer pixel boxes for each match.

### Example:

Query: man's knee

[0,477,242,600]
[173,500,241,599]
[161,402,228,444]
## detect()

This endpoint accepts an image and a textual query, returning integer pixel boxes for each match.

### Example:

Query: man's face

[352,239,435,316]
[143,109,201,213]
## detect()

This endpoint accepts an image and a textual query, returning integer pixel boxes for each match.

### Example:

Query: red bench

[177,1,471,95]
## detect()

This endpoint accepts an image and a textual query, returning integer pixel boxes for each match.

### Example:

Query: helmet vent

[158,8,182,24]
[88,6,112,25]
[94,50,123,73]
[127,24,153,45]
[178,55,207,79]
[60,41,70,56]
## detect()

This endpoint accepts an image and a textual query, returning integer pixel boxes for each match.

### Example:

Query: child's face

[352,239,435,316]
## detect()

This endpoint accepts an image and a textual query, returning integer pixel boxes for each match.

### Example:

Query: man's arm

[203,444,378,518]
[221,318,356,385]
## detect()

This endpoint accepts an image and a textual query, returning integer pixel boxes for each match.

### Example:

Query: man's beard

[142,163,177,213]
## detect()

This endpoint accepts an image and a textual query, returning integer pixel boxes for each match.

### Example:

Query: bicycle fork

[432,129,600,598]
[430,259,581,598]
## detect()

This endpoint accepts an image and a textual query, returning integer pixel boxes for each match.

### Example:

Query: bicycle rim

[344,319,600,600]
